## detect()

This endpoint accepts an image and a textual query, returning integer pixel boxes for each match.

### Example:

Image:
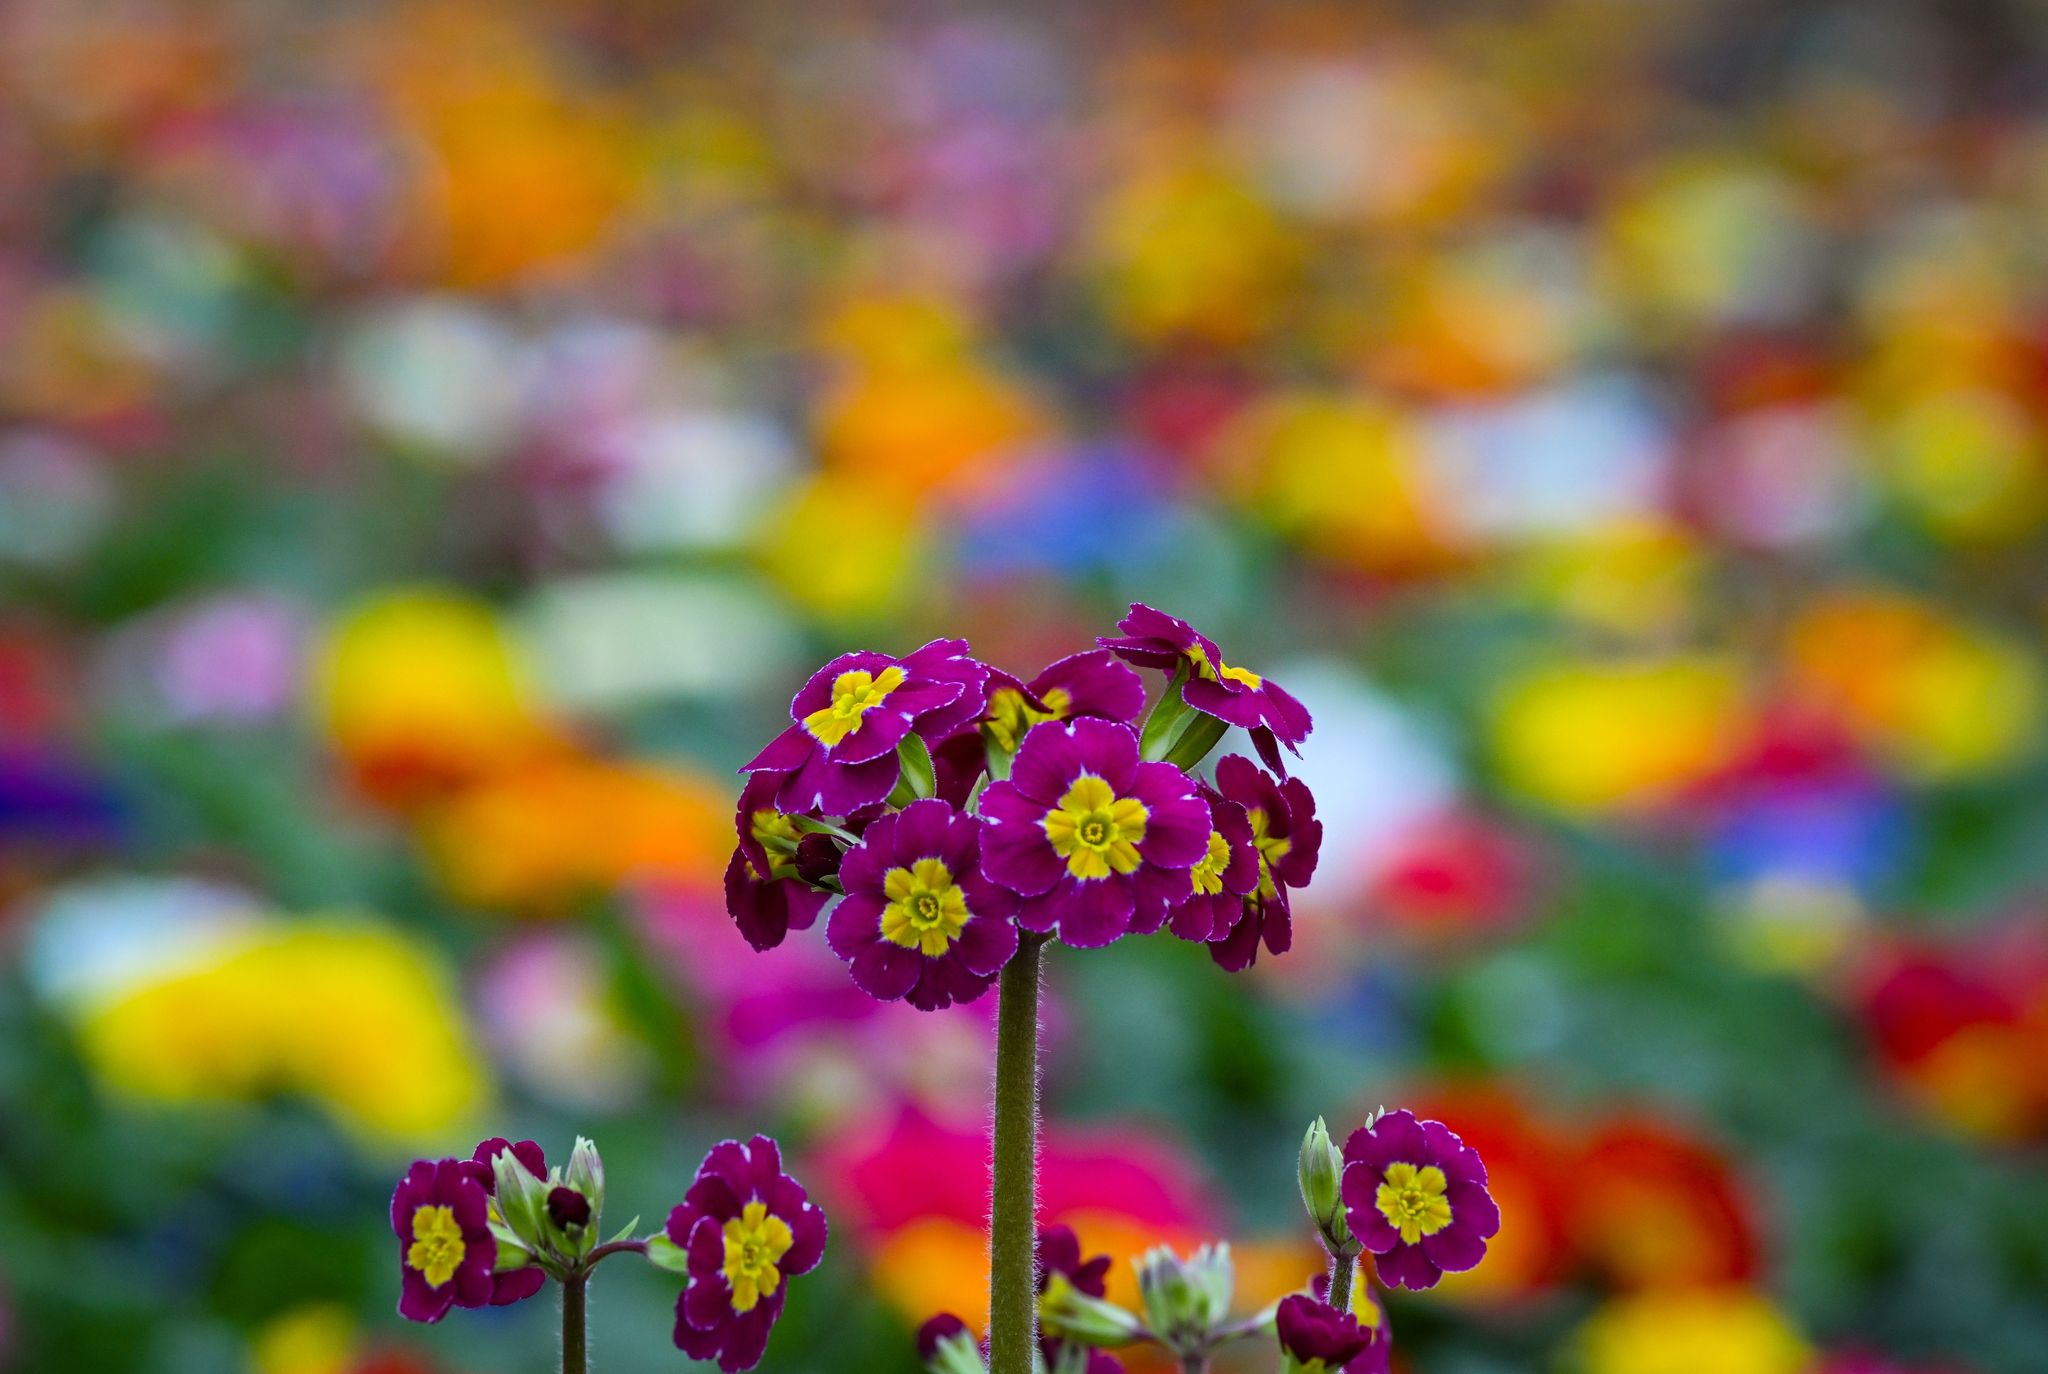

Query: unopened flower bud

[1298,1117,1353,1255]
[565,1136,605,1217]
[492,1147,548,1249]
[793,833,843,885]
[1133,1243,1235,1357]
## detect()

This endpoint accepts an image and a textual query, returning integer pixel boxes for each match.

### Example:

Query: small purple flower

[1208,755,1321,971]
[742,644,976,815]
[1036,1223,1112,1298]
[980,718,1211,947]
[933,649,1147,805]
[828,799,1019,1010]
[391,1158,498,1323]
[1275,1295,1373,1374]
[1161,789,1261,944]
[668,1135,828,1373]
[917,1312,974,1362]
[1340,1110,1500,1291]
[1100,604,1313,772]
[726,772,831,952]
[461,1138,550,1306]
[1307,1274,1391,1374]
[982,650,1148,755]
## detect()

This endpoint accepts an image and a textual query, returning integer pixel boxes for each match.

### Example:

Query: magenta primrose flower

[1100,603,1313,772]
[1339,1110,1500,1291]
[934,648,1148,805]
[980,717,1211,946]
[669,1135,828,1373]
[827,798,1020,1010]
[742,641,982,815]
[391,1158,501,1322]
[726,772,832,952]
[1275,1294,1375,1374]
[465,1137,550,1305]
[1161,787,1261,945]
[1209,754,1322,971]
[981,649,1148,754]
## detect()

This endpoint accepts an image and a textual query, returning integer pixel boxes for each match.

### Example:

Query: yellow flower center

[1043,773,1149,879]
[407,1204,467,1288]
[1248,807,1291,899]
[1189,645,1263,690]
[1189,829,1232,896]
[881,857,972,955]
[1375,1161,1453,1246]
[721,1200,795,1313]
[802,665,907,747]
[749,808,803,879]
[985,686,1073,754]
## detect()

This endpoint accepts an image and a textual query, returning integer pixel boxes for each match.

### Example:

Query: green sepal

[645,1233,693,1277]
[1162,711,1229,773]
[887,733,937,807]
[1138,661,1192,762]
[606,1215,641,1245]
[790,815,859,843]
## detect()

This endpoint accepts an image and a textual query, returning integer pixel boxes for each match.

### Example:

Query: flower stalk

[562,1271,587,1374]
[987,932,1045,1374]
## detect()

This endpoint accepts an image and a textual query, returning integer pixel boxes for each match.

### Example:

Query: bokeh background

[5,1,2048,1371]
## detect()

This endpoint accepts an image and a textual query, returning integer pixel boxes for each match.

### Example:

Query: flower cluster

[391,1131,825,1374]
[723,606,1322,1002]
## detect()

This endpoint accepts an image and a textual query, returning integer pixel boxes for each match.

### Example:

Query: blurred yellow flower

[1091,166,1296,347]
[1213,391,1455,575]
[423,757,730,912]
[1784,591,2040,781]
[251,1304,357,1374]
[756,473,930,622]
[1875,387,2046,545]
[76,921,485,1143]
[1577,1288,1810,1374]
[1492,657,1748,815]
[311,587,556,806]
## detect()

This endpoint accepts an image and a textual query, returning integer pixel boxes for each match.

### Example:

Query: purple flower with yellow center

[743,644,975,815]
[982,650,1148,755]
[1339,1110,1499,1291]
[1100,603,1313,773]
[1309,1272,1391,1374]
[1275,1295,1375,1374]
[1162,789,1261,944]
[980,718,1211,946]
[669,1135,828,1373]
[391,1158,498,1323]
[827,798,1019,1010]
[726,772,831,952]
[460,1138,549,1306]
[1208,755,1321,971]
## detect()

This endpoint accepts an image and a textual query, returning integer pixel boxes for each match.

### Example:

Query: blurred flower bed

[4,0,2048,1371]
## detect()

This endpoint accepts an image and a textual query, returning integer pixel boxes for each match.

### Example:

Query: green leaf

[1138,661,1192,762]
[1162,712,1229,773]
[606,1215,640,1245]
[645,1233,693,1276]
[887,733,937,807]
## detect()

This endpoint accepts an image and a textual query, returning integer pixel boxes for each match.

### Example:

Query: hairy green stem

[562,1271,587,1374]
[1326,1249,1356,1315]
[988,934,1045,1374]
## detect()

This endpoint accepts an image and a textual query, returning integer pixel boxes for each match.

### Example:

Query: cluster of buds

[485,1135,613,1277]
